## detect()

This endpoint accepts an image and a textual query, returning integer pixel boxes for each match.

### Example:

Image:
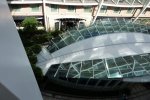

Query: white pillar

[59,21,61,30]
[133,0,150,22]
[42,0,48,31]
[91,0,104,25]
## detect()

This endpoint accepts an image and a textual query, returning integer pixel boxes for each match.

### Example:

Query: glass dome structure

[47,18,150,53]
[37,18,150,88]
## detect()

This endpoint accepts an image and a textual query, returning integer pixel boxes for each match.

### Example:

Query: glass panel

[84,6,91,12]
[10,5,21,12]
[70,30,83,41]
[81,70,93,78]
[96,26,107,35]
[133,55,147,64]
[51,5,58,12]
[94,71,107,78]
[88,26,99,36]
[115,57,127,66]
[94,63,105,74]
[80,29,91,38]
[123,56,134,64]
[68,67,78,78]
[113,7,121,13]
[127,8,134,14]
[107,59,117,68]
[31,5,40,12]
[68,6,75,12]
[100,6,107,13]
[63,36,75,45]
[82,60,92,70]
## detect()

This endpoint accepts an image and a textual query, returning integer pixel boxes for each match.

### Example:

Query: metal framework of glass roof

[47,18,150,53]
[47,53,150,79]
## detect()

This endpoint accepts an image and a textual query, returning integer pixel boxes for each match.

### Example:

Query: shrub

[28,54,37,64]
[51,30,62,37]
[31,34,51,44]
[22,17,38,33]
[31,64,43,84]
[30,44,41,54]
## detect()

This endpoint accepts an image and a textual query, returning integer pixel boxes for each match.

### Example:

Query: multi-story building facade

[7,0,150,30]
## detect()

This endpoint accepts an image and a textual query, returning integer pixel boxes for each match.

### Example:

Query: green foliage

[31,64,43,84]
[31,34,51,44]
[22,17,38,33]
[30,44,41,54]
[50,29,62,37]
[18,21,64,85]
[28,54,37,64]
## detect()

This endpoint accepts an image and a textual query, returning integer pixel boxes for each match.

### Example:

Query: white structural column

[91,0,104,25]
[0,0,43,100]
[133,0,150,22]
[42,0,48,31]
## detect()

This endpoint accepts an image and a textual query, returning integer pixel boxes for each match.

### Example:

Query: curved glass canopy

[46,53,150,79]
[47,18,150,53]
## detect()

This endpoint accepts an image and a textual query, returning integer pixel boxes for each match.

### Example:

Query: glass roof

[46,53,150,79]
[47,18,150,53]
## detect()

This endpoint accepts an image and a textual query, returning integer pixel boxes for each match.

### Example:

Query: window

[100,6,107,13]
[84,6,91,12]
[127,8,134,14]
[51,5,58,12]
[31,5,40,12]
[68,6,75,12]
[114,7,121,13]
[11,5,21,12]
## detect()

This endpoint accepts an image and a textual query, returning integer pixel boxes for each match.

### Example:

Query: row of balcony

[7,0,148,6]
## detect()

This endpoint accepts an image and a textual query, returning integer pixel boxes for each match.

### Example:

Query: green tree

[22,17,38,33]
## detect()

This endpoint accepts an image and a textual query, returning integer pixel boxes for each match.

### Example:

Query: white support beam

[133,0,150,22]
[91,0,104,25]
[42,0,48,31]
